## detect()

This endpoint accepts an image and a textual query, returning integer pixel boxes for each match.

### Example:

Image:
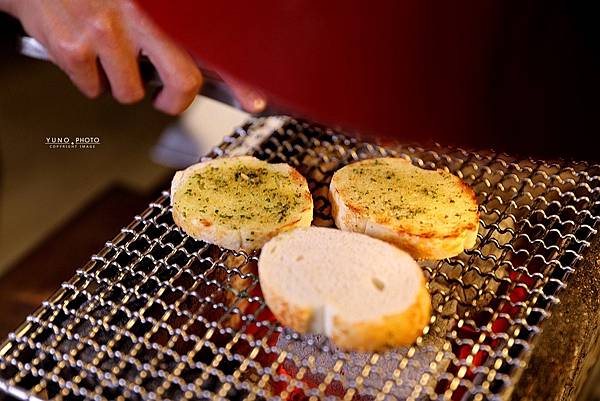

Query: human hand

[2,0,203,114]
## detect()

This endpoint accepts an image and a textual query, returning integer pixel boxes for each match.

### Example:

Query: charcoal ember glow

[274,332,448,400]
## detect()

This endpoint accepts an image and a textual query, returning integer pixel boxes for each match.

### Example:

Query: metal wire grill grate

[1,116,600,401]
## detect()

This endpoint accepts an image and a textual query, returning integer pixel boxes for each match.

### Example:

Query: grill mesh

[1,117,600,401]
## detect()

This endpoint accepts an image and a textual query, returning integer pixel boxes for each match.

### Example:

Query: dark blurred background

[484,1,599,160]
[0,12,175,275]
[142,1,600,161]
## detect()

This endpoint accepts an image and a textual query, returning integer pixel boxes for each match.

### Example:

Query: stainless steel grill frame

[1,116,599,401]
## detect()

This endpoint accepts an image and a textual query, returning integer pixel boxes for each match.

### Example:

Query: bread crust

[261,281,313,334]
[171,156,313,251]
[330,283,431,352]
[259,227,432,352]
[263,278,431,352]
[329,158,479,259]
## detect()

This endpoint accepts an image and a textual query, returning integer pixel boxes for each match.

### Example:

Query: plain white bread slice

[329,157,479,260]
[258,227,431,352]
[171,156,313,251]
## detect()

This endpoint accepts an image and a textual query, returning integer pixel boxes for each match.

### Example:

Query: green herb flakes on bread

[329,157,479,259]
[171,156,313,251]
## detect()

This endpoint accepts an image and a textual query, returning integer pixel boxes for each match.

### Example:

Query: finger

[22,2,103,99]
[225,77,267,113]
[143,42,203,115]
[122,2,202,115]
[92,13,145,104]
[47,38,103,99]
[151,52,203,115]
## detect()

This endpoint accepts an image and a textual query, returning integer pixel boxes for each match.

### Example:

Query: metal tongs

[18,35,242,109]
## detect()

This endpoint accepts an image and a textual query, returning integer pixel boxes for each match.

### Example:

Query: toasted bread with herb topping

[171,156,313,250]
[329,157,479,259]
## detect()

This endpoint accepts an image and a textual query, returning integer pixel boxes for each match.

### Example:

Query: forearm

[0,0,16,16]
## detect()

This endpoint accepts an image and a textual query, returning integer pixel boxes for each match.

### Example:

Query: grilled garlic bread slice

[171,156,313,250]
[329,157,479,259]
[259,227,431,352]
